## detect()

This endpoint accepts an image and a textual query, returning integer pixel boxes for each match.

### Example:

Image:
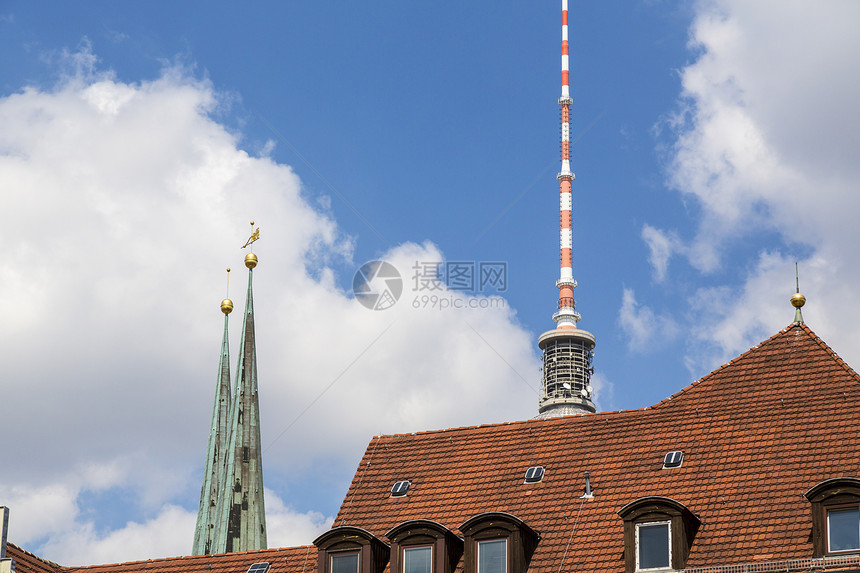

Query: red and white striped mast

[554,0,579,329]
[537,0,596,417]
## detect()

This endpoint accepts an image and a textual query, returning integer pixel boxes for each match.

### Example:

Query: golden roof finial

[221,268,234,314]
[791,262,805,325]
[243,221,260,268]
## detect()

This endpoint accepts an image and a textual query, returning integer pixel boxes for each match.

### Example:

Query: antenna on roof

[791,262,806,325]
[580,471,593,499]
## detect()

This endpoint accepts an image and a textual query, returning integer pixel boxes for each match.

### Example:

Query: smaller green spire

[193,292,233,555]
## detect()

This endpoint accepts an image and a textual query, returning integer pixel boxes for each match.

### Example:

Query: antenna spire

[791,262,806,325]
[537,0,596,418]
[554,0,579,329]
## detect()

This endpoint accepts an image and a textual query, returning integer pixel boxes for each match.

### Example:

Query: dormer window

[331,553,359,573]
[477,539,506,573]
[805,477,860,556]
[460,512,539,573]
[828,508,860,552]
[635,522,670,570]
[386,519,463,573]
[402,546,432,573]
[618,497,700,573]
[314,526,389,573]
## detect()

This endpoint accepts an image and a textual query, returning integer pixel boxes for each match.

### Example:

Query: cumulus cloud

[641,225,682,282]
[618,288,679,352]
[0,53,539,563]
[265,490,333,549]
[37,505,196,566]
[642,1,860,373]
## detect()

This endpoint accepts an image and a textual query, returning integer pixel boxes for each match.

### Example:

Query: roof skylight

[247,563,271,573]
[663,451,684,469]
[524,466,545,483]
[391,480,411,497]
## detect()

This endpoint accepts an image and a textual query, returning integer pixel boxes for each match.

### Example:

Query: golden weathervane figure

[242,221,260,269]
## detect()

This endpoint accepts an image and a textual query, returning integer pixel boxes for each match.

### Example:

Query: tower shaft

[213,266,267,552]
[538,0,596,418]
[193,312,232,555]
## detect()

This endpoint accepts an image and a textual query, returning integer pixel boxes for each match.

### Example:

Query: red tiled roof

[6,543,63,573]
[5,543,317,573]
[331,324,860,572]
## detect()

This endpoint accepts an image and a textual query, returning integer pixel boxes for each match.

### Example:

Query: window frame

[459,512,539,573]
[634,521,672,571]
[401,544,433,573]
[617,497,700,573]
[385,519,463,573]
[476,538,507,573]
[330,552,360,573]
[825,504,860,554]
[804,477,860,557]
[313,526,389,573]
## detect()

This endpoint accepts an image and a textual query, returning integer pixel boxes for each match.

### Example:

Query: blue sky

[2,0,859,565]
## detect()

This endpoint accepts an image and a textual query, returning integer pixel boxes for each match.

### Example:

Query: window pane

[331,553,358,573]
[829,508,860,552]
[478,539,506,573]
[638,523,670,569]
[404,546,432,573]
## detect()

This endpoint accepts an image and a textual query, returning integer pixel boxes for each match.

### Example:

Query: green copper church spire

[192,270,234,556]
[213,225,267,553]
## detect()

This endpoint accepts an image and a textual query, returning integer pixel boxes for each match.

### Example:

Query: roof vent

[524,466,545,483]
[247,564,271,573]
[663,451,684,469]
[391,480,411,497]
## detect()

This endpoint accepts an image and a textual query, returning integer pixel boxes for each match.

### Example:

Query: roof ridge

[368,407,649,442]
[6,542,64,569]
[650,323,860,411]
[64,546,313,571]
[799,322,860,384]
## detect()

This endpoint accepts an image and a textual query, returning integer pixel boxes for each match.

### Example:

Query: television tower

[537,0,596,417]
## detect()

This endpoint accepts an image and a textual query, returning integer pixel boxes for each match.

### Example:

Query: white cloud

[265,489,333,548]
[647,1,860,374]
[589,371,615,413]
[0,52,540,564]
[37,505,196,566]
[618,288,679,352]
[641,224,681,282]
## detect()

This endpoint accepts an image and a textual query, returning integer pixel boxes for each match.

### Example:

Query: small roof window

[524,466,545,483]
[663,451,684,469]
[247,563,271,573]
[391,480,411,497]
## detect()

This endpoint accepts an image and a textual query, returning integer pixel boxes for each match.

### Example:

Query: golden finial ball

[791,292,806,308]
[221,298,234,314]
[245,253,258,268]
